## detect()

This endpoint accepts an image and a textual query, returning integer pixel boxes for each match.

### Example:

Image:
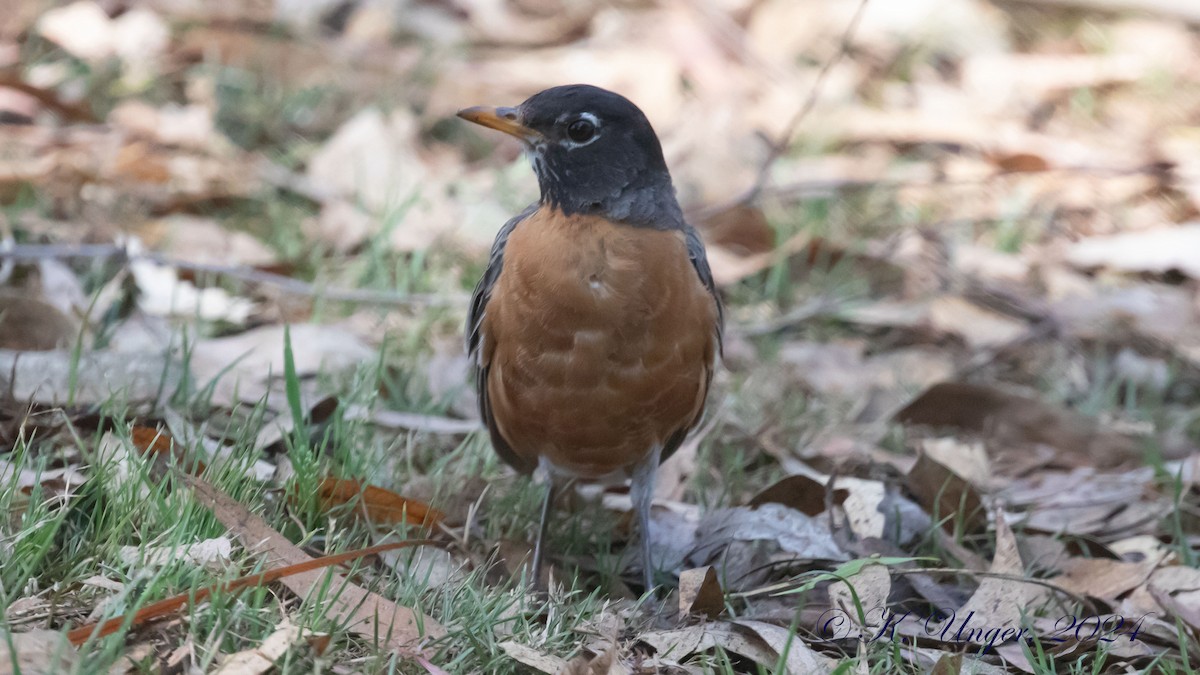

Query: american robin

[458,84,723,592]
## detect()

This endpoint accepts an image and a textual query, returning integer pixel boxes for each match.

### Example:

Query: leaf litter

[3,0,1200,671]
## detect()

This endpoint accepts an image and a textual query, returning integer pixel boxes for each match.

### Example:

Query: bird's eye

[566,118,596,143]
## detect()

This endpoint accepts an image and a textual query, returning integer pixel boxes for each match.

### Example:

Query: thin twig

[740,0,872,205]
[0,243,465,307]
[0,70,97,123]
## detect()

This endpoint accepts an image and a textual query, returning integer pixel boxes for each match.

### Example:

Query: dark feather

[466,203,539,473]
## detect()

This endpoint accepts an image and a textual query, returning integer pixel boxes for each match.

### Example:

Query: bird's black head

[458,84,684,230]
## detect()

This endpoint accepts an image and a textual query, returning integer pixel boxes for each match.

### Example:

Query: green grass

[6,19,1200,674]
[4,172,1199,671]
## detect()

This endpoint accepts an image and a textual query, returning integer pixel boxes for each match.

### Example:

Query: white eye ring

[561,112,601,149]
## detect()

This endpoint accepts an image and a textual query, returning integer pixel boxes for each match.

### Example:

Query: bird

[458,84,723,593]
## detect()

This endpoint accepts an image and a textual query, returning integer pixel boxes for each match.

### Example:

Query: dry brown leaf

[457,0,596,47]
[361,408,482,435]
[183,473,446,649]
[130,255,256,323]
[1142,565,1200,627]
[314,477,445,527]
[927,295,1029,350]
[1052,556,1158,601]
[302,200,378,254]
[0,348,182,405]
[212,617,315,675]
[0,460,88,493]
[956,513,1047,636]
[378,545,464,589]
[905,451,988,535]
[0,123,259,214]
[730,620,836,674]
[689,504,847,572]
[895,382,1142,468]
[1001,467,1168,537]
[1047,280,1200,369]
[962,54,1148,111]
[640,620,832,674]
[1004,0,1200,24]
[118,537,232,572]
[109,102,223,151]
[0,629,78,675]
[190,323,374,406]
[561,641,631,675]
[498,641,567,673]
[0,294,78,351]
[827,563,892,628]
[678,566,724,619]
[834,476,890,540]
[306,108,432,240]
[141,215,276,268]
[748,474,846,516]
[920,438,992,490]
[692,203,775,256]
[108,641,155,675]
[1066,223,1200,280]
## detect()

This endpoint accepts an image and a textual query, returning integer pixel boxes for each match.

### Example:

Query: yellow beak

[457,106,540,142]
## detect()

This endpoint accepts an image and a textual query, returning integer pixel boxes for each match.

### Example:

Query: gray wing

[466,203,538,474]
[660,223,724,463]
[684,223,724,357]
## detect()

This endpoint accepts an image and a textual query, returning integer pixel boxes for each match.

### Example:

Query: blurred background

[2,0,1200,670]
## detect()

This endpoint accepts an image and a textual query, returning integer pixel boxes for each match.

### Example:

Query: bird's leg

[530,477,557,590]
[629,444,663,595]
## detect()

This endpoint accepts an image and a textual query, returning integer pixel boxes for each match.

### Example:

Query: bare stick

[740,0,872,205]
[0,243,465,307]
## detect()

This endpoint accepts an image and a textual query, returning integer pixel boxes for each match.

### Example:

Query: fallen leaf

[190,323,374,406]
[927,295,1028,350]
[678,567,724,619]
[920,437,991,490]
[130,256,256,324]
[212,617,314,675]
[956,513,1047,636]
[182,473,446,649]
[378,545,464,589]
[689,504,847,588]
[118,537,232,572]
[36,1,116,62]
[0,295,78,351]
[962,53,1148,111]
[0,629,78,675]
[109,102,224,151]
[748,474,847,517]
[144,215,276,268]
[35,2,167,78]
[315,477,444,527]
[1052,556,1158,601]
[692,202,775,256]
[307,108,440,250]
[1001,467,1169,538]
[1065,223,1200,280]
[639,622,795,672]
[730,620,836,674]
[0,349,183,405]
[357,407,481,435]
[895,382,1141,468]
[498,641,567,674]
[826,563,892,628]
[1045,277,1200,369]
[905,451,988,535]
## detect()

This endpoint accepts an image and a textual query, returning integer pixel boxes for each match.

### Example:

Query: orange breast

[479,208,719,478]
